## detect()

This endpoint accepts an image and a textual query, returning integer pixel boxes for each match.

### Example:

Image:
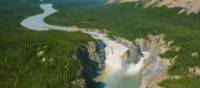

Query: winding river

[21,3,150,88]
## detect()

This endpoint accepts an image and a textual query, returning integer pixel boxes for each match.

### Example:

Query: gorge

[21,3,170,88]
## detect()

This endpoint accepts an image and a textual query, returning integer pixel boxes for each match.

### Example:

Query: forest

[45,2,200,88]
[0,0,94,88]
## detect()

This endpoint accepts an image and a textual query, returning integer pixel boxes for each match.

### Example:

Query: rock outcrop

[76,41,106,88]
[188,66,200,76]
[134,34,171,88]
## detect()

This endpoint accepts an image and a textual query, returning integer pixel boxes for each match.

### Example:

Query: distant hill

[109,0,200,15]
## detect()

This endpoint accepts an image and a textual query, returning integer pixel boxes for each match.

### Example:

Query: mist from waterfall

[97,43,150,88]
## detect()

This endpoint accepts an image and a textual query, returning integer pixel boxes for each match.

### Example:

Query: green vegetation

[45,2,200,87]
[159,76,200,88]
[0,31,93,88]
[160,50,178,59]
[0,0,41,31]
[0,0,93,88]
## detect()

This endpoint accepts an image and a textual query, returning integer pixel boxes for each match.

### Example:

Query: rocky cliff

[116,34,172,88]
[76,41,106,88]
[135,34,171,88]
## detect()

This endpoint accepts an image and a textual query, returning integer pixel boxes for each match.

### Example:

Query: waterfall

[126,52,150,75]
[21,3,151,88]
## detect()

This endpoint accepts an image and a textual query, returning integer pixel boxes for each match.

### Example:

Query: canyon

[21,3,171,88]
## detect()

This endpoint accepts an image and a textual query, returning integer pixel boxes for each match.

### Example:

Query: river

[21,3,150,88]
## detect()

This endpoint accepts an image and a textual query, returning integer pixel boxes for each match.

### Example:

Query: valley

[1,0,200,88]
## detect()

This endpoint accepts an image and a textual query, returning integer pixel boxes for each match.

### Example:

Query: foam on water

[126,52,150,75]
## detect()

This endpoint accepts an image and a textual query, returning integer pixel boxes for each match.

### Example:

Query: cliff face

[86,41,106,69]
[76,41,106,88]
[117,34,171,88]
[134,34,171,88]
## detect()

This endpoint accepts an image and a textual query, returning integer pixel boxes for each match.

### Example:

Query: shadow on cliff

[77,42,106,88]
